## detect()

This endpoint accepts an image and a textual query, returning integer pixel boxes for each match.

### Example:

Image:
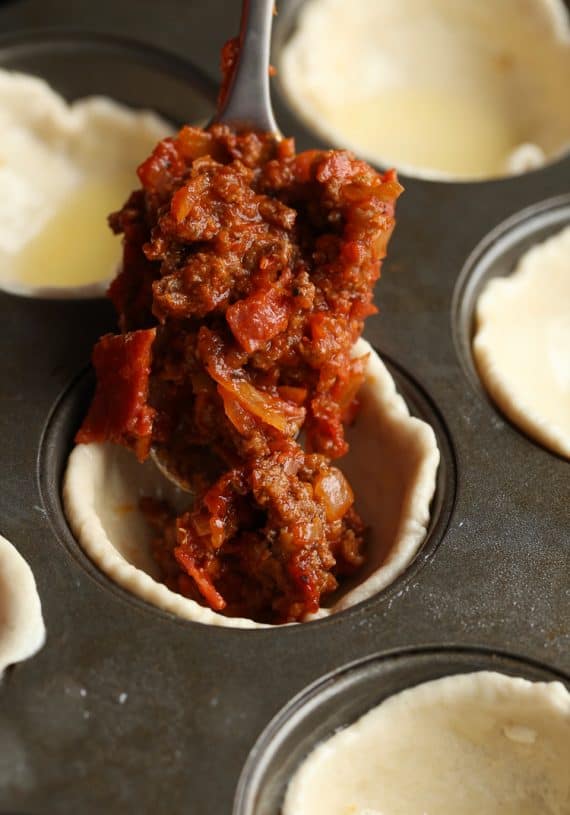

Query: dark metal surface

[0,1,568,814]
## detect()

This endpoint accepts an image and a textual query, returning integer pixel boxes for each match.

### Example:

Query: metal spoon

[152,0,279,491]
[215,0,280,134]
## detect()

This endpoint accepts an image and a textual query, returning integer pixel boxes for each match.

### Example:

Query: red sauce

[78,107,402,623]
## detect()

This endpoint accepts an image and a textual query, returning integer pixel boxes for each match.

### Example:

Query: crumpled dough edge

[473,227,570,460]
[63,339,440,629]
[0,534,46,675]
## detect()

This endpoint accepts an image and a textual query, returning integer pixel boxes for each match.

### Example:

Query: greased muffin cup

[0,3,568,814]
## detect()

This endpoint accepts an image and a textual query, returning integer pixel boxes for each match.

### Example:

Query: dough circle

[63,340,440,628]
[283,671,570,815]
[0,534,46,676]
[473,225,570,459]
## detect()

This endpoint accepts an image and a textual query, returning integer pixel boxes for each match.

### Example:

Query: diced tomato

[76,329,156,461]
[137,139,187,195]
[226,286,290,353]
[174,546,226,611]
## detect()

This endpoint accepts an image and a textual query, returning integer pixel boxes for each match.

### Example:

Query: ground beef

[77,116,402,623]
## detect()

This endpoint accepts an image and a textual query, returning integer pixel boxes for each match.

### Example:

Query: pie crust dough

[283,671,570,815]
[63,340,440,628]
[474,225,570,459]
[0,69,172,297]
[0,534,46,676]
[280,0,570,180]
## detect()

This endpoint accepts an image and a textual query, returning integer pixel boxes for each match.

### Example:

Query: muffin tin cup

[452,193,570,417]
[0,3,568,813]
[234,647,570,815]
[37,350,455,626]
[271,0,570,183]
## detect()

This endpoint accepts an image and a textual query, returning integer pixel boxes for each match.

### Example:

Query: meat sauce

[77,106,402,623]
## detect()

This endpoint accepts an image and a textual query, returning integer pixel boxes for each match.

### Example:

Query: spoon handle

[215,0,279,135]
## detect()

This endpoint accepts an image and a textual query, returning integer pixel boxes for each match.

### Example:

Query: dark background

[0,0,241,82]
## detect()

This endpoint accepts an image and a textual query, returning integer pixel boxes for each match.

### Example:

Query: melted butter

[14,173,134,289]
[324,86,521,178]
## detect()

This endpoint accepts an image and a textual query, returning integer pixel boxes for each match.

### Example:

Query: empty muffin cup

[275,0,570,181]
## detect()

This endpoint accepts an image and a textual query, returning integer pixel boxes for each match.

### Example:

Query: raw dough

[280,0,570,180]
[283,671,570,815]
[63,340,440,628]
[473,225,570,459]
[0,534,45,676]
[0,69,172,297]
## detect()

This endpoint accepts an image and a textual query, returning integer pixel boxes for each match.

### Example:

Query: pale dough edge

[321,338,439,615]
[0,534,46,674]
[473,228,570,460]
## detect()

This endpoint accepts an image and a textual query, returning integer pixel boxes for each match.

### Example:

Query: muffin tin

[0,2,568,813]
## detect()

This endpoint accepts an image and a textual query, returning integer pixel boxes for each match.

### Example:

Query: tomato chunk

[76,329,156,461]
[226,286,290,353]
